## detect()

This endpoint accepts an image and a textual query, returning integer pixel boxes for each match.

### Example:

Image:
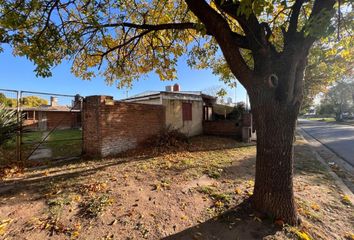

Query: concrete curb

[297,128,354,205]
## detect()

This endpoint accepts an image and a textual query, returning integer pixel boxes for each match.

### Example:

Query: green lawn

[0,129,82,165]
[45,129,82,158]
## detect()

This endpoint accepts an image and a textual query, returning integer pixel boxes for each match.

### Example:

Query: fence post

[16,90,21,162]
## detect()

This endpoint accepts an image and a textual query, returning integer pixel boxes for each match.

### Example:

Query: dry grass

[0,136,353,240]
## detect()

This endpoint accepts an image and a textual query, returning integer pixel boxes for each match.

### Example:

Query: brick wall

[203,113,253,138]
[82,95,165,158]
[203,120,242,138]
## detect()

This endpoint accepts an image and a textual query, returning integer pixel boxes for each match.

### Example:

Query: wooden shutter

[182,102,192,121]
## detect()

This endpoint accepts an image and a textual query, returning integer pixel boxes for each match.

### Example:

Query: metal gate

[0,89,83,166]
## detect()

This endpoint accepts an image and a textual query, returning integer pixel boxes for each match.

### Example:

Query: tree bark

[184,0,335,226]
[250,89,300,225]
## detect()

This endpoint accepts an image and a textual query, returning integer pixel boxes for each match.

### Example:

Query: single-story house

[22,96,81,131]
[123,84,216,136]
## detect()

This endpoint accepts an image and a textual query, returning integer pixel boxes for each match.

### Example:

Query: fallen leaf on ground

[0,219,13,236]
[311,203,320,211]
[345,233,354,240]
[234,188,241,194]
[342,195,351,205]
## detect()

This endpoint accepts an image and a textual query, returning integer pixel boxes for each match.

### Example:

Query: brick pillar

[82,95,112,158]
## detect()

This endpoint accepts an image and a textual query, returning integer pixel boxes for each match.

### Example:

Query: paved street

[299,119,354,167]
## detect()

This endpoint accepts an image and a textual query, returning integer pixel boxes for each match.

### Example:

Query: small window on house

[182,102,192,121]
[203,106,213,121]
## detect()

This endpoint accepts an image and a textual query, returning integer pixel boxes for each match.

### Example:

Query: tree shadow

[0,155,154,204]
[163,199,279,240]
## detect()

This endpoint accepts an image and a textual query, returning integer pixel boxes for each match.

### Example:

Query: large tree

[1,0,351,224]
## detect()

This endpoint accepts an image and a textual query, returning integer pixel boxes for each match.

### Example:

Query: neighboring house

[123,84,216,136]
[22,96,81,131]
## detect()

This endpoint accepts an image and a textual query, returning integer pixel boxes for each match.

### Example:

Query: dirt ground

[0,136,353,240]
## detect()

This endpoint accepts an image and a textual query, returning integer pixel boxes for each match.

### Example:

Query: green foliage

[303,8,335,38]
[0,93,16,107]
[229,102,246,121]
[21,96,48,107]
[0,94,48,107]
[301,6,353,112]
[216,88,228,98]
[317,79,354,120]
[0,104,19,145]
[0,0,350,89]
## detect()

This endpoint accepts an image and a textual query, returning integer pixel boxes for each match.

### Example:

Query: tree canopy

[317,78,354,119]
[0,94,48,107]
[0,0,351,89]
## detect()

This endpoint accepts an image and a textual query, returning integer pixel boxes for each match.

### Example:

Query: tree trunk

[250,93,300,225]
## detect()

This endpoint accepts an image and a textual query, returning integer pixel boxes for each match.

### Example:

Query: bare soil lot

[0,136,353,240]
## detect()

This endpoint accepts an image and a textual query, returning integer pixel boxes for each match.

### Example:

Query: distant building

[22,96,81,131]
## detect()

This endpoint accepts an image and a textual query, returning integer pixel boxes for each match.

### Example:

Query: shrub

[144,125,188,150]
[0,104,19,145]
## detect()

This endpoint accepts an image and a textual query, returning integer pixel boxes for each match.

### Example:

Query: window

[182,102,192,121]
[203,106,213,121]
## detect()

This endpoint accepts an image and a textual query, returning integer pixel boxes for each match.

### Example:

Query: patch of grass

[204,168,222,179]
[47,195,72,217]
[79,194,114,218]
[197,186,216,195]
[46,129,82,158]
[197,186,232,203]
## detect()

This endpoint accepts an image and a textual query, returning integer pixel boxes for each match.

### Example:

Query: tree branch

[213,0,265,49]
[184,0,253,87]
[287,0,305,36]
[88,20,250,50]
[87,22,197,31]
[36,0,59,39]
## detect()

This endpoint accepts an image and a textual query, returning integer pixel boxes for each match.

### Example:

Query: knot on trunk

[268,74,278,88]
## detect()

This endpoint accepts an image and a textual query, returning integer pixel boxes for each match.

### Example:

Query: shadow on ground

[163,199,279,240]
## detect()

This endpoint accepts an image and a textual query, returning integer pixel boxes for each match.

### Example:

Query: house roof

[123,90,215,101]
[20,105,80,112]
[213,104,235,115]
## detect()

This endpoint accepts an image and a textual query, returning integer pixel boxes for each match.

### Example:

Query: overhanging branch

[184,0,254,86]
[87,22,197,31]
[287,0,305,36]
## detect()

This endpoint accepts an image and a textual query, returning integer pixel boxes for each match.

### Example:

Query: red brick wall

[203,120,242,138]
[23,111,81,130]
[83,95,165,158]
[46,112,81,129]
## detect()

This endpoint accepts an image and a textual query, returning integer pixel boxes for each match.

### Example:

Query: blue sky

[0,44,247,102]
